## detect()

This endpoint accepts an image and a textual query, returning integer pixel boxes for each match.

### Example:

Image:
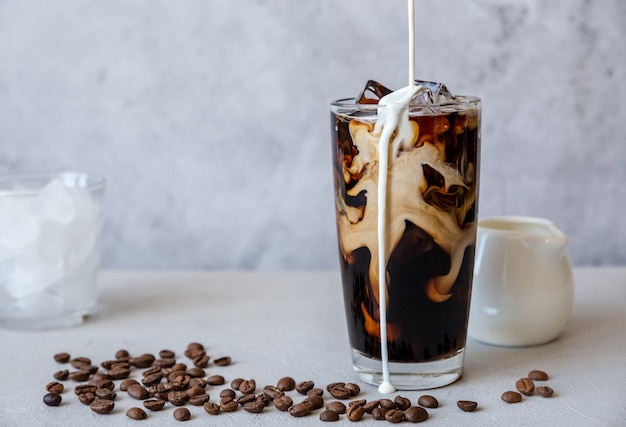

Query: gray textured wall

[1,0,624,269]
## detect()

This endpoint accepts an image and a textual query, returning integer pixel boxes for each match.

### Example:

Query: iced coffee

[330,80,481,389]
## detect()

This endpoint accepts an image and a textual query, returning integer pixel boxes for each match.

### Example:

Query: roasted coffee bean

[394,396,411,410]
[379,398,397,410]
[46,382,64,394]
[70,357,92,369]
[173,407,191,421]
[143,399,166,411]
[167,370,187,383]
[220,397,239,412]
[169,374,191,390]
[230,378,244,390]
[289,401,314,417]
[237,393,256,405]
[417,395,438,408]
[457,400,478,412]
[142,366,161,377]
[277,376,296,391]
[320,410,340,422]
[127,384,150,400]
[159,349,176,359]
[126,407,147,420]
[257,392,272,407]
[328,384,352,400]
[326,382,343,392]
[169,363,188,373]
[220,388,236,399]
[68,370,91,382]
[307,388,324,398]
[54,353,71,363]
[189,377,207,389]
[263,385,284,400]
[53,369,69,381]
[148,383,166,397]
[155,358,176,369]
[404,406,429,423]
[186,386,205,398]
[243,401,265,413]
[90,399,115,414]
[185,348,206,360]
[344,383,360,396]
[130,354,156,369]
[296,380,314,394]
[239,379,256,395]
[363,400,379,413]
[372,407,388,420]
[168,391,188,406]
[385,408,404,423]
[142,372,163,386]
[115,349,130,359]
[91,373,113,382]
[207,375,225,386]
[516,378,535,396]
[43,393,62,406]
[74,384,97,395]
[528,370,549,381]
[100,360,117,370]
[326,401,347,414]
[303,395,325,410]
[501,391,523,403]
[348,399,366,408]
[273,395,294,412]
[96,379,115,390]
[95,388,116,400]
[192,354,210,368]
[108,366,131,380]
[187,367,205,378]
[187,342,204,351]
[120,378,139,391]
[214,356,232,366]
[346,404,365,421]
[189,394,210,406]
[204,401,221,415]
[536,386,554,397]
[78,392,96,405]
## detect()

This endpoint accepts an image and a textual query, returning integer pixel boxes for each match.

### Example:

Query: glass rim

[330,95,481,109]
[0,170,106,193]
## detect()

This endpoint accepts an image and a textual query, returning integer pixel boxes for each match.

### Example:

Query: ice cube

[4,244,62,298]
[0,197,39,249]
[37,178,76,225]
[410,80,455,105]
[356,80,393,104]
[38,223,67,265]
[65,191,100,268]
[16,290,63,316]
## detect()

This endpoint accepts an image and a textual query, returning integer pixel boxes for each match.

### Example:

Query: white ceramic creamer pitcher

[468,216,574,346]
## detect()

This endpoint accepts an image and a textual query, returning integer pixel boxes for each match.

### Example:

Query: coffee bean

[115,349,130,359]
[95,388,116,400]
[43,393,62,406]
[189,377,207,389]
[168,391,188,406]
[501,391,523,403]
[187,342,204,351]
[457,400,478,412]
[220,397,239,412]
[363,400,379,413]
[417,394,438,408]
[74,384,97,395]
[53,369,69,381]
[536,386,554,397]
[303,395,325,410]
[187,367,205,378]
[70,357,92,369]
[273,395,294,412]
[207,375,225,386]
[277,376,296,391]
[92,372,113,382]
[348,399,365,408]
[68,370,91,382]
[528,370,549,381]
[346,404,365,421]
[516,378,535,396]
[296,380,314,394]
[204,401,221,415]
[320,410,340,422]
[220,389,236,399]
[96,379,115,390]
[142,372,163,387]
[78,392,95,405]
[130,354,155,369]
[120,378,139,391]
[239,379,256,395]
[404,406,429,423]
[108,366,131,380]
[189,394,210,406]
[186,385,205,398]
[256,392,272,407]
[237,394,256,405]
[307,388,324,397]
[379,398,397,410]
[127,384,150,400]
[243,401,265,413]
[46,382,64,394]
[230,378,244,390]
[326,401,347,414]
[159,349,175,359]
[372,407,388,420]
[143,399,166,411]
[54,353,70,363]
[328,385,351,400]
[192,354,210,368]
[344,383,360,396]
[90,399,115,414]
[173,407,191,421]
[263,385,284,400]
[385,408,404,423]
[168,363,188,373]
[214,356,232,366]
[394,396,411,410]
[289,401,314,417]
[126,407,147,420]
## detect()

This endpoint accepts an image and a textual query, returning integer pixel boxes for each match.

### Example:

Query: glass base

[351,348,465,390]
[0,308,93,331]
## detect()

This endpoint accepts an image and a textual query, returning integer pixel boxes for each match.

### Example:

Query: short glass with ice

[330,81,481,389]
[0,171,105,330]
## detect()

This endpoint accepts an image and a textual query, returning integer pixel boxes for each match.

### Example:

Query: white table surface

[1,268,625,426]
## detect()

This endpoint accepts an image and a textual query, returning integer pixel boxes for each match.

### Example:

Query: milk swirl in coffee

[331,0,480,392]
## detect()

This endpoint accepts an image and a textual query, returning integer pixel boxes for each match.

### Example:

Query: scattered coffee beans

[394,396,411,410]
[289,401,314,417]
[213,356,232,366]
[54,353,71,363]
[203,401,220,415]
[515,378,535,396]
[319,410,340,422]
[207,374,225,386]
[53,369,69,381]
[43,393,62,407]
[528,370,549,381]
[326,401,346,414]
[501,391,523,403]
[404,406,428,422]
[457,400,478,412]
[90,399,115,414]
[277,376,296,391]
[243,401,265,413]
[417,394,438,408]
[173,407,191,421]
[126,407,147,420]
[346,404,365,421]
[127,384,150,400]
[536,386,554,397]
[46,381,64,394]
[143,399,166,411]
[296,380,314,394]
[385,408,404,423]
[273,395,294,412]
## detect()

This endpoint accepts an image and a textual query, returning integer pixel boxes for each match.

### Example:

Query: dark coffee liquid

[331,109,479,363]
